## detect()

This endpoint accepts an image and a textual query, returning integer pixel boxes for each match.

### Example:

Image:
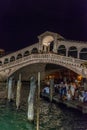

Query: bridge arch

[4,58,9,64]
[10,56,15,62]
[24,51,30,57]
[42,35,54,52]
[31,48,38,54]
[80,48,87,60]
[0,61,2,66]
[57,45,66,56]
[68,46,77,58]
[16,53,22,59]
[7,54,84,78]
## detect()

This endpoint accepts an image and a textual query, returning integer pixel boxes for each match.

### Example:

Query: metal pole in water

[36,72,40,130]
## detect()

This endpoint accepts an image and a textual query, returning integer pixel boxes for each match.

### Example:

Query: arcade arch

[0,61,2,66]
[10,56,15,62]
[24,51,30,56]
[80,48,87,60]
[68,46,77,58]
[16,54,22,59]
[4,58,9,64]
[42,35,54,52]
[57,45,66,56]
[31,48,38,54]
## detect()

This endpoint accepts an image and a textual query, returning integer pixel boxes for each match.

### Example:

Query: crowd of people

[54,81,87,102]
[43,79,87,103]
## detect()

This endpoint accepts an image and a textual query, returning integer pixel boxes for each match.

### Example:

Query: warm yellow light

[42,36,54,46]
[77,75,82,81]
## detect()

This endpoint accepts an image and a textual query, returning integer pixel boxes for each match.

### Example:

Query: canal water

[0,98,87,130]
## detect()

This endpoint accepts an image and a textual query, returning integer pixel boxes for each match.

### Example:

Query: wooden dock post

[36,72,40,130]
[50,78,54,102]
[28,76,36,122]
[8,77,13,102]
[16,73,22,109]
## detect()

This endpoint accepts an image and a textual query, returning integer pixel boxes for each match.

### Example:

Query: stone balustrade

[0,53,86,78]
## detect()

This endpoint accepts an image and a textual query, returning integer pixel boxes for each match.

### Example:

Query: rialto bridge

[0,31,87,121]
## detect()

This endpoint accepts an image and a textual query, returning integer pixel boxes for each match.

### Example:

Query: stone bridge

[0,53,87,80]
[0,31,87,81]
[0,31,87,121]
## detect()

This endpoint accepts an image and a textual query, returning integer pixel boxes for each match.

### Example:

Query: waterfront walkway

[41,92,87,114]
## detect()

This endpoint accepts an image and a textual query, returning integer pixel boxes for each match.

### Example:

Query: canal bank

[41,92,87,114]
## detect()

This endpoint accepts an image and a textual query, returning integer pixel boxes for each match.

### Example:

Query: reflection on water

[0,100,35,130]
[40,100,87,130]
[0,98,87,130]
[38,99,87,130]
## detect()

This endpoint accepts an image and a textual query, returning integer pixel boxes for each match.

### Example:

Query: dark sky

[0,0,87,52]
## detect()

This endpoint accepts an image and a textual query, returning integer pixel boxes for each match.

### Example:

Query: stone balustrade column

[78,50,80,59]
[66,48,68,57]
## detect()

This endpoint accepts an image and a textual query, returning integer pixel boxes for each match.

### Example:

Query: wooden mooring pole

[50,78,54,102]
[36,72,40,130]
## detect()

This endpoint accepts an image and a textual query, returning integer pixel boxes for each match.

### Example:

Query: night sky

[0,0,87,52]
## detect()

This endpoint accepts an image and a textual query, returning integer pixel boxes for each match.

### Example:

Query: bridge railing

[0,53,86,72]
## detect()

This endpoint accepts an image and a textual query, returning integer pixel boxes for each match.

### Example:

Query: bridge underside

[11,63,79,83]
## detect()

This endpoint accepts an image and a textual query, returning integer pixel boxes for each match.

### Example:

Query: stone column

[66,48,68,57]
[78,50,80,59]
[53,35,57,53]
[48,46,50,52]
[38,36,42,53]
[27,76,36,122]
[8,77,13,102]
[44,46,47,52]
[49,78,54,102]
[16,74,22,109]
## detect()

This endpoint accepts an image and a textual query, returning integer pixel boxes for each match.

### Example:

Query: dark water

[0,100,35,130]
[0,99,87,130]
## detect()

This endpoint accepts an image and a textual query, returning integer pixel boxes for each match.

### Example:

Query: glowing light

[77,75,82,81]
[42,36,54,46]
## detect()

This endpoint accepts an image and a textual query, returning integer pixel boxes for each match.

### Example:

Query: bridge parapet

[0,43,39,61]
[0,53,85,68]
[0,53,86,78]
